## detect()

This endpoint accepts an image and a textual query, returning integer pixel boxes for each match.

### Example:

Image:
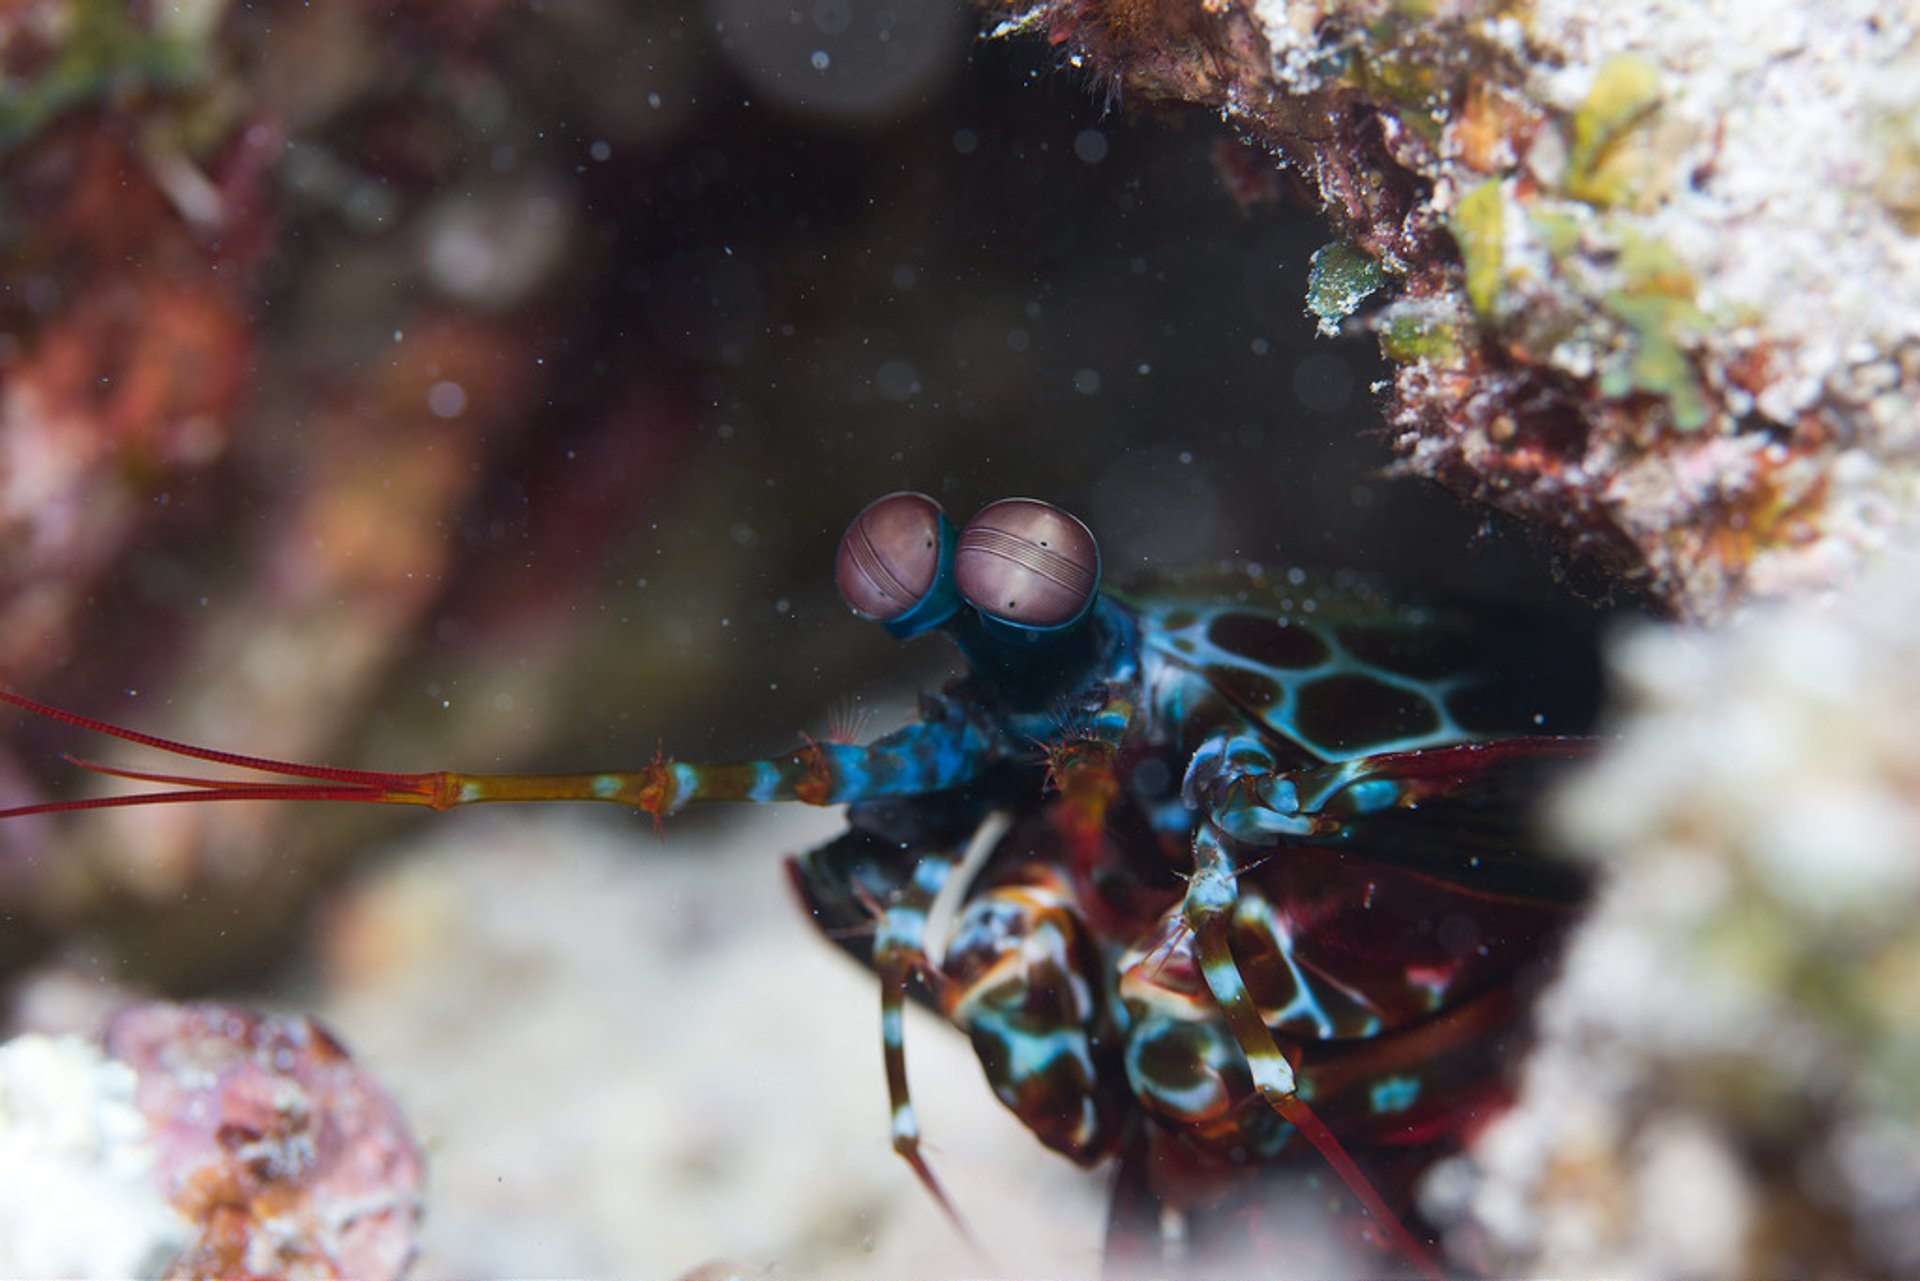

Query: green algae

[1378,305,1467,366]
[1599,233,1710,429]
[0,0,206,152]
[1307,240,1388,335]
[1564,54,1666,208]
[1451,178,1507,316]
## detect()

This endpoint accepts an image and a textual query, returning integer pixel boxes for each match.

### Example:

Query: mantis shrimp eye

[955,497,1100,631]
[835,491,960,636]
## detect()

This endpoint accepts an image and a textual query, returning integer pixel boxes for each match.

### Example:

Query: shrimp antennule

[0,690,456,817]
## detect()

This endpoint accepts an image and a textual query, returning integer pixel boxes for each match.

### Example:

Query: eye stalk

[835,491,960,638]
[955,498,1101,635]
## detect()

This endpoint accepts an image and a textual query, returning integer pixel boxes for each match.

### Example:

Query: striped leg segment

[1181,825,1446,1280]
[866,843,971,1238]
[1167,731,1595,1276]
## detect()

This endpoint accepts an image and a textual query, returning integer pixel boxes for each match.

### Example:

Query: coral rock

[984,0,1920,620]
[0,1033,189,1277]
[1428,544,1920,1275]
[106,1002,424,1281]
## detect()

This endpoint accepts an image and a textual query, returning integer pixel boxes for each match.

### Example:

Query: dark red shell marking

[1207,612,1333,669]
[1294,674,1442,753]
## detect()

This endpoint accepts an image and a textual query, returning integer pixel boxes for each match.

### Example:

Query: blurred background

[0,1,1591,1274]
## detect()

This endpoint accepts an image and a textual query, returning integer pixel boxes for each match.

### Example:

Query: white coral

[0,1034,188,1277]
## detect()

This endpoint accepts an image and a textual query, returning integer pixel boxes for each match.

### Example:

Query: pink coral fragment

[106,1002,423,1281]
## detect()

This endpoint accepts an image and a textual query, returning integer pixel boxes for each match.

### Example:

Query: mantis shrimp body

[1,492,1598,1277]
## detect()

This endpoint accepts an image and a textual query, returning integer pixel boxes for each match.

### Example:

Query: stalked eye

[835,491,960,637]
[955,498,1100,631]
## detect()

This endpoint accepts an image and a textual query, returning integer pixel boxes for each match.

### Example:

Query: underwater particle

[427,379,469,418]
[420,182,576,310]
[1291,351,1355,413]
[874,358,921,401]
[706,0,968,119]
[1073,128,1110,163]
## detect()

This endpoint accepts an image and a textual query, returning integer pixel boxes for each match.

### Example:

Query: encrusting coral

[985,0,1920,621]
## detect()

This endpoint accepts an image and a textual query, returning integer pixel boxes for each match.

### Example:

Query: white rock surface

[0,1033,187,1277]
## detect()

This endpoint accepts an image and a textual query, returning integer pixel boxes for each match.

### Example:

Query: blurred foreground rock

[312,806,1108,1277]
[1428,543,1920,1274]
[0,1002,422,1280]
[0,1032,186,1276]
